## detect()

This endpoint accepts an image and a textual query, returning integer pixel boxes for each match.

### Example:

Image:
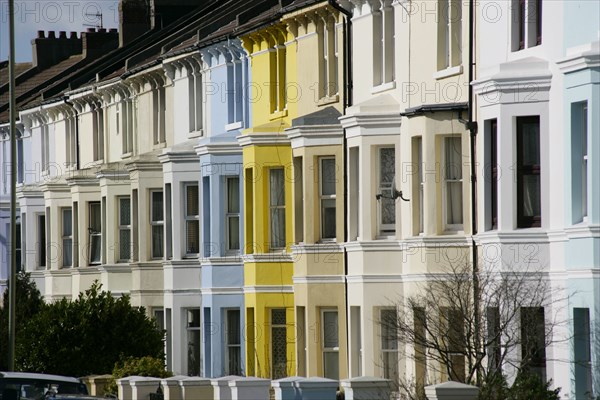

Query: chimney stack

[82,29,119,59]
[118,0,151,47]
[31,30,82,69]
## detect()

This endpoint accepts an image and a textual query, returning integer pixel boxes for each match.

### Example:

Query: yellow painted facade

[239,23,298,379]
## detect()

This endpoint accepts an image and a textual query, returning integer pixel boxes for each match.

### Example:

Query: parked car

[0,372,89,400]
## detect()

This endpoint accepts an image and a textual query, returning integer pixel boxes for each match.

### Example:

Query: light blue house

[558,2,600,397]
[196,39,249,378]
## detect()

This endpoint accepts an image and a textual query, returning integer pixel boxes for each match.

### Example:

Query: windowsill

[270,109,288,120]
[153,143,166,150]
[433,65,463,80]
[317,94,339,107]
[121,152,132,160]
[442,229,465,235]
[376,234,396,240]
[184,254,200,259]
[318,238,337,244]
[188,129,204,139]
[89,159,104,167]
[371,81,396,95]
[226,121,243,131]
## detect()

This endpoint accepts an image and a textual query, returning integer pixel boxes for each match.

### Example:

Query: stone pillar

[424,381,479,400]
[295,377,339,400]
[211,376,238,400]
[272,377,305,400]
[161,376,187,400]
[228,377,271,400]
[130,377,162,400]
[340,377,392,400]
[117,376,135,400]
[180,377,213,400]
[81,374,113,397]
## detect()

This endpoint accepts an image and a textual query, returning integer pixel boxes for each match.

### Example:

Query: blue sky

[0,0,119,63]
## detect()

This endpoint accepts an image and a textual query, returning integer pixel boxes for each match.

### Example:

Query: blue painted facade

[562,2,600,397]
[197,39,249,378]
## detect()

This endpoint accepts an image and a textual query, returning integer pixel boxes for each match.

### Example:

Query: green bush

[106,356,172,395]
[479,372,560,400]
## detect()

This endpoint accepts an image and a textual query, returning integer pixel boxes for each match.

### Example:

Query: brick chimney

[82,28,119,59]
[31,31,82,69]
[119,0,152,47]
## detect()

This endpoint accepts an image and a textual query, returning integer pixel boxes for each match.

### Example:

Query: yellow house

[239,22,298,379]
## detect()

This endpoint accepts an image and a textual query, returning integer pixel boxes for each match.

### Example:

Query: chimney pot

[109,28,118,33]
[37,30,45,38]
[87,28,96,33]
[70,31,78,39]
[98,28,107,33]
[48,31,56,39]
[59,31,67,38]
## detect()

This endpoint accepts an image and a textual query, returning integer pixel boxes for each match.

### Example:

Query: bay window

[226,309,242,375]
[150,190,164,259]
[226,177,240,252]
[269,168,286,250]
[320,158,336,240]
[62,208,73,267]
[89,202,102,265]
[380,309,399,382]
[322,309,339,380]
[379,147,396,235]
[516,116,541,228]
[185,184,200,255]
[443,136,463,230]
[118,197,131,262]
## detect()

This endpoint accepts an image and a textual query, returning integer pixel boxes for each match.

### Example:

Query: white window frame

[581,102,588,221]
[438,0,462,71]
[512,0,542,51]
[118,196,132,262]
[92,105,104,162]
[150,190,164,259]
[319,157,337,241]
[225,308,242,375]
[442,136,464,231]
[380,308,399,382]
[89,202,102,265]
[321,309,340,380]
[188,68,203,134]
[225,177,241,253]
[62,208,73,268]
[184,183,200,256]
[153,85,166,145]
[186,308,201,376]
[122,99,134,155]
[378,147,396,235]
[271,308,288,379]
[269,168,286,250]
[373,0,395,87]
[415,137,424,234]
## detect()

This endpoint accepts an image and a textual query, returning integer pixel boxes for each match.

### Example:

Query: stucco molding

[557,40,600,74]
[292,275,345,284]
[236,133,291,148]
[475,230,553,244]
[344,240,403,253]
[200,287,244,295]
[291,243,344,255]
[286,125,344,149]
[563,224,600,239]
[200,256,243,266]
[242,253,294,263]
[194,142,242,156]
[243,285,294,294]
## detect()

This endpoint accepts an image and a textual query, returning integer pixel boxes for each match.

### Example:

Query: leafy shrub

[106,356,172,395]
[479,372,560,400]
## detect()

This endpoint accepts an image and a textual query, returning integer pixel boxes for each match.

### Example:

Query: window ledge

[371,81,396,95]
[317,94,339,107]
[226,121,243,131]
[433,65,463,80]
[376,234,396,240]
[153,143,166,150]
[121,152,132,160]
[270,109,288,120]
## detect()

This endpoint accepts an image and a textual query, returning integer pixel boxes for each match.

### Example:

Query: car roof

[0,372,81,384]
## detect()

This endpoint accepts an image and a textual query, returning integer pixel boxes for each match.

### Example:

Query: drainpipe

[467,0,481,386]
[328,0,354,377]
[64,97,80,170]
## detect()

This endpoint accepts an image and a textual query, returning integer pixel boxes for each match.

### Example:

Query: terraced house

[0,0,597,397]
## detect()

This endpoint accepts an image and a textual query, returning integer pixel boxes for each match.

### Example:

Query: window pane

[90,203,101,232]
[380,148,396,227]
[186,220,199,254]
[152,225,164,258]
[270,169,285,206]
[120,229,131,260]
[323,311,339,348]
[152,191,163,222]
[272,326,288,379]
[228,216,240,250]
[228,178,240,213]
[445,137,462,180]
[323,352,339,380]
[63,239,72,267]
[446,181,463,225]
[381,198,395,226]
[63,209,72,236]
[383,350,399,381]
[521,119,540,166]
[272,309,287,325]
[187,329,200,376]
[381,309,398,350]
[321,199,336,239]
[227,310,241,345]
[522,175,541,217]
[321,158,336,196]
[270,208,286,248]
[120,198,131,226]
[380,148,395,185]
[90,235,101,263]
[188,309,201,327]
[186,185,199,216]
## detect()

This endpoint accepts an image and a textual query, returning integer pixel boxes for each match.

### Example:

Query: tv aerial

[83,12,104,30]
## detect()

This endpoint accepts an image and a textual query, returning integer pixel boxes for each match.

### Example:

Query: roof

[0,372,82,384]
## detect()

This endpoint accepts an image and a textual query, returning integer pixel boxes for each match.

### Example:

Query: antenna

[83,12,103,30]
[376,175,410,202]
